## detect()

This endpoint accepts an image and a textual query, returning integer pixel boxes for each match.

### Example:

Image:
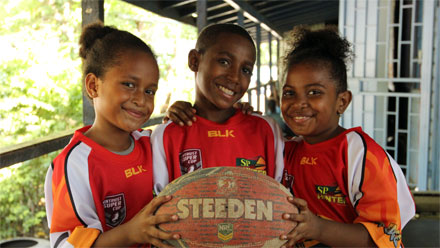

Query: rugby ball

[156,167,298,247]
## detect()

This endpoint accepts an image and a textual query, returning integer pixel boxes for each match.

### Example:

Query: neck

[84,123,132,152]
[193,103,236,123]
[303,125,346,145]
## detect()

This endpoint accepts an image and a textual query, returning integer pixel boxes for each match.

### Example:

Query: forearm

[315,218,375,247]
[92,224,133,247]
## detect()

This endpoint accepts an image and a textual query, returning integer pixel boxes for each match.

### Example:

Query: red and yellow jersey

[151,111,285,192]
[282,127,415,248]
[44,126,154,248]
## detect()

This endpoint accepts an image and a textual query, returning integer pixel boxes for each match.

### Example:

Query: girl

[44,22,179,248]
[280,27,415,247]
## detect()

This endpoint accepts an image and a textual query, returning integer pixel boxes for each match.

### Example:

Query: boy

[151,24,284,192]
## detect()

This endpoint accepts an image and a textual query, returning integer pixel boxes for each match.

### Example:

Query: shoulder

[344,127,386,155]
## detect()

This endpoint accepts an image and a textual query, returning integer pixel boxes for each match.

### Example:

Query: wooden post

[256,24,261,111]
[81,0,104,125]
[197,0,207,33]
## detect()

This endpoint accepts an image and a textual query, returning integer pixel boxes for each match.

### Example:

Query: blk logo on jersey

[180,149,202,175]
[208,130,235,138]
[300,156,318,165]
[236,156,266,174]
[315,185,346,205]
[103,193,126,228]
[124,165,147,178]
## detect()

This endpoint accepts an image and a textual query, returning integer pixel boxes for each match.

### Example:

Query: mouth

[124,108,147,120]
[217,84,235,97]
[290,114,312,124]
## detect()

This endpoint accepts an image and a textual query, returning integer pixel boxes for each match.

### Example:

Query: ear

[336,90,352,115]
[188,49,201,72]
[84,73,99,99]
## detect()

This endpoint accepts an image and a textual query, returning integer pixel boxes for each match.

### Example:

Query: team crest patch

[282,170,294,192]
[179,149,202,175]
[103,193,126,228]
[217,223,233,242]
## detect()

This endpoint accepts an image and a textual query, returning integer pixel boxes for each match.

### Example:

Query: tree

[0,0,197,239]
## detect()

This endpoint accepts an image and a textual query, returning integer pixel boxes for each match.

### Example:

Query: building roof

[122,0,339,42]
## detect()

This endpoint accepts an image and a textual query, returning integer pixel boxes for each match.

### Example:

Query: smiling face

[281,62,351,144]
[190,33,256,122]
[87,49,159,135]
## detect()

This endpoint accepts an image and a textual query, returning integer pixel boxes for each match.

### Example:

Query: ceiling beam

[223,0,282,39]
[122,0,195,26]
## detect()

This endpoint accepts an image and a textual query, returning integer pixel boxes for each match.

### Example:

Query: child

[279,27,415,247]
[44,22,180,248]
[151,23,284,192]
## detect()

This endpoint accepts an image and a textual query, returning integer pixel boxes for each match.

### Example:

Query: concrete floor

[402,216,440,247]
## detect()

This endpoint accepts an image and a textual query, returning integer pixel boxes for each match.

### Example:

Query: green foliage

[0,0,197,240]
[0,153,56,239]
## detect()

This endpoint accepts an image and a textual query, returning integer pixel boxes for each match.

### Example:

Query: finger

[168,109,193,126]
[151,226,181,241]
[287,196,308,212]
[149,237,174,248]
[167,112,185,126]
[282,213,304,223]
[182,107,197,122]
[144,195,172,214]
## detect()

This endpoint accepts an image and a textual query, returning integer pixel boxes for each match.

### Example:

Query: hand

[280,197,322,247]
[163,101,196,126]
[125,195,181,247]
[233,102,262,115]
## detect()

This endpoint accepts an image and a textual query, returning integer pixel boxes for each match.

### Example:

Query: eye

[308,89,322,96]
[282,90,294,97]
[145,89,156,95]
[218,58,230,66]
[242,67,253,76]
[122,82,135,88]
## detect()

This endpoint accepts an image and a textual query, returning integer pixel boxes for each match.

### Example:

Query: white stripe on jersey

[251,114,285,182]
[151,122,172,194]
[45,166,54,228]
[346,131,366,208]
[385,152,416,227]
[66,142,102,231]
[132,129,151,141]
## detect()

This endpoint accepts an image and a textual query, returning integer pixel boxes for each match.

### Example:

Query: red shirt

[151,111,284,192]
[45,126,154,247]
[282,127,415,247]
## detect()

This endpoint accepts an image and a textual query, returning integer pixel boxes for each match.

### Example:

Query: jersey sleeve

[254,114,285,182]
[45,143,102,248]
[151,122,171,194]
[345,131,415,248]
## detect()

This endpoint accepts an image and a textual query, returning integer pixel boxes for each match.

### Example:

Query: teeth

[294,116,308,120]
[218,85,234,96]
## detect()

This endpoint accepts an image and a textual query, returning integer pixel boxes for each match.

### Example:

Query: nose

[286,94,308,110]
[132,89,146,107]
[226,66,240,83]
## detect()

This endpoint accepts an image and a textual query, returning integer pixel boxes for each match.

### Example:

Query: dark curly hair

[79,21,156,101]
[284,26,353,93]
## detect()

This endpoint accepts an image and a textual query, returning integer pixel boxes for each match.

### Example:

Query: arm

[93,196,180,248]
[163,101,257,126]
[282,197,374,247]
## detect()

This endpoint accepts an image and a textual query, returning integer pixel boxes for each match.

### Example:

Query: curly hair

[79,21,156,101]
[284,26,353,93]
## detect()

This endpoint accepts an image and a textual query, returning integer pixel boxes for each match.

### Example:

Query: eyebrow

[218,51,254,67]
